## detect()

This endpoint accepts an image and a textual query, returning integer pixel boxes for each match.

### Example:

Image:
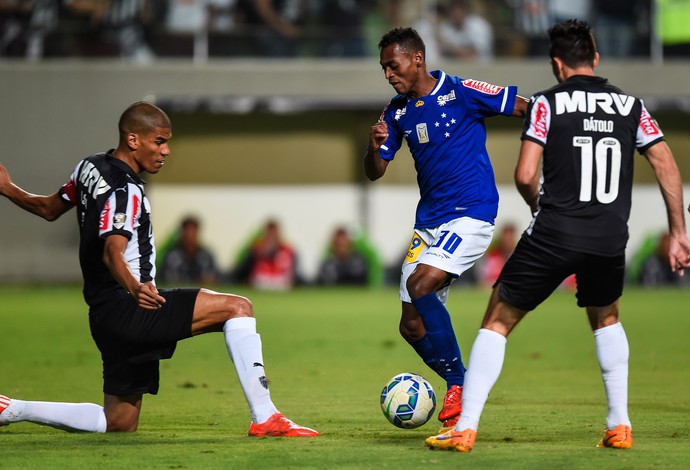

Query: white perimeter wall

[149,184,690,282]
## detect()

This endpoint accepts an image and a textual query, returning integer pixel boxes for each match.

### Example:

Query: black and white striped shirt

[59,151,156,306]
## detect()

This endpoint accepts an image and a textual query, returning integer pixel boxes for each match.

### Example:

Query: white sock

[594,322,631,430]
[223,317,278,424]
[1,399,106,432]
[456,328,507,432]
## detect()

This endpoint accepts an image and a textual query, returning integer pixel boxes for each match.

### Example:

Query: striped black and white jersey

[521,75,665,256]
[59,151,156,306]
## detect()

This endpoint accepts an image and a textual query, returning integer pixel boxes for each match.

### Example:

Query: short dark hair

[118,101,171,138]
[548,20,597,68]
[378,27,426,57]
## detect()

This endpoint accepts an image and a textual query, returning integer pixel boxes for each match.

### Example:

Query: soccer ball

[380,372,436,429]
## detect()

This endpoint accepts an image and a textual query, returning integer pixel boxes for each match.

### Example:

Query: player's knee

[106,416,139,433]
[406,276,434,300]
[227,295,254,320]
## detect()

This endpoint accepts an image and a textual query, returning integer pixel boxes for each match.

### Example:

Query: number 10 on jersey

[573,136,621,204]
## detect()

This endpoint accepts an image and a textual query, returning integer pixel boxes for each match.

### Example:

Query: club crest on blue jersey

[415,100,424,107]
[416,123,429,144]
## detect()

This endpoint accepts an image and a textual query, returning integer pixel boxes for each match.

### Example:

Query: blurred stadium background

[1,0,689,283]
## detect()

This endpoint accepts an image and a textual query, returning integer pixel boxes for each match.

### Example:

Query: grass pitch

[1,284,689,469]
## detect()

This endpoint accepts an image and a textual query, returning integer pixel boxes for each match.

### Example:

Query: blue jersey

[379,70,517,228]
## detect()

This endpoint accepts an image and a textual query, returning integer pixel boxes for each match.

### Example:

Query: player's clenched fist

[369,121,389,152]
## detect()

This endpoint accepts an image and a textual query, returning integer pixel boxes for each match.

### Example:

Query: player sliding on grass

[0,101,318,437]
[425,19,690,453]
[364,27,528,432]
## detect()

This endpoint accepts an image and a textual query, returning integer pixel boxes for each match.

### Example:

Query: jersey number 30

[573,136,621,204]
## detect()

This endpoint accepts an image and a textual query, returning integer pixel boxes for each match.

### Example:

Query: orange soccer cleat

[248,412,320,437]
[597,424,633,449]
[437,385,463,432]
[425,428,476,452]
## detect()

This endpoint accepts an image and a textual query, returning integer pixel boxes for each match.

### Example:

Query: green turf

[1,285,689,469]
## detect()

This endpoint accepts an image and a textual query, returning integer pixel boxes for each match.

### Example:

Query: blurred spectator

[238,0,306,56]
[479,223,517,287]
[233,219,298,290]
[507,0,552,56]
[592,0,643,58]
[208,0,236,32]
[413,1,493,63]
[56,0,115,56]
[166,0,208,35]
[411,3,443,63]
[639,232,690,287]
[317,226,369,286]
[52,0,153,60]
[0,0,60,59]
[160,215,220,285]
[313,0,367,57]
[106,0,155,62]
[155,0,208,57]
[437,0,493,60]
[550,0,590,23]
[207,0,242,56]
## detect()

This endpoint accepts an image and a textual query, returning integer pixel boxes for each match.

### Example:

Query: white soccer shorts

[399,217,494,303]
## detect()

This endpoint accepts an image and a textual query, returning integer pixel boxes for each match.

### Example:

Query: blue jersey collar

[429,70,446,96]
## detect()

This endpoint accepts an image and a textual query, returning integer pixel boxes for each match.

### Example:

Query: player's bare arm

[512,95,530,118]
[103,234,166,310]
[0,163,72,221]
[363,121,390,181]
[643,141,690,274]
[514,140,543,214]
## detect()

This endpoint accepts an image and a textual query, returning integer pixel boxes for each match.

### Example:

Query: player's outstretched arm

[103,234,167,310]
[0,163,71,221]
[363,121,390,181]
[644,141,690,274]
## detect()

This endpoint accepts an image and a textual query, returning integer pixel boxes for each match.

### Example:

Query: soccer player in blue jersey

[364,27,528,432]
[425,20,690,453]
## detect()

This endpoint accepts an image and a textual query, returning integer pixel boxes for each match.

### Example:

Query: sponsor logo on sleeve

[462,79,503,95]
[639,108,660,136]
[99,199,111,231]
[132,194,140,226]
[533,101,548,139]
